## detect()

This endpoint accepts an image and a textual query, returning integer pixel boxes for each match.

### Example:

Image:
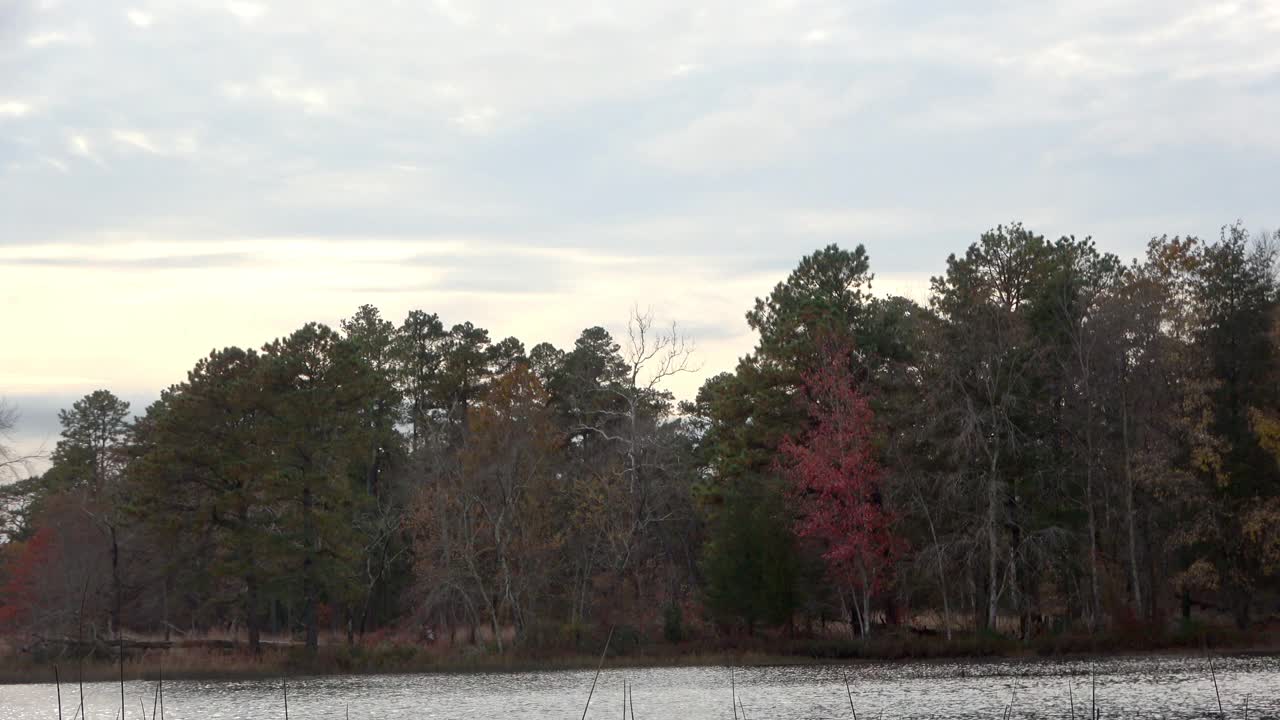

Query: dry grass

[1,612,1276,685]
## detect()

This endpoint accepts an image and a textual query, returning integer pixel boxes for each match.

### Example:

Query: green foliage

[662,602,684,643]
[746,243,873,371]
[701,476,806,633]
[38,389,132,504]
[6,222,1280,662]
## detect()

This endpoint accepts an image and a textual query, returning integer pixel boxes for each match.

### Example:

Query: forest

[2,221,1279,665]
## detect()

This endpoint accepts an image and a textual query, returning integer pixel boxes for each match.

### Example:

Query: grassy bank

[3,619,1277,685]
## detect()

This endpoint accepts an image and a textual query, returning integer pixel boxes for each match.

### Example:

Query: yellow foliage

[1250,407,1280,465]
[1173,559,1220,594]
[1242,498,1280,577]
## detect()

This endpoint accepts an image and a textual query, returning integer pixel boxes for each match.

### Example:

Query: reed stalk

[1091,666,1097,720]
[579,625,615,720]
[731,667,739,720]
[843,669,857,720]
[1068,676,1076,720]
[55,665,64,720]
[1208,655,1225,719]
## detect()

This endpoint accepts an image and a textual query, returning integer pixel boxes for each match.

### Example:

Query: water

[2,654,1276,719]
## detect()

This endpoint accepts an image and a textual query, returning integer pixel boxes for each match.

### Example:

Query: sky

[2,0,1279,468]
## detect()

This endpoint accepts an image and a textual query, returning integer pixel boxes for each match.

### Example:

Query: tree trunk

[110,524,124,720]
[1121,399,1144,619]
[972,563,986,633]
[302,483,319,653]
[1233,594,1251,630]
[918,490,953,641]
[1008,539,1023,641]
[1085,453,1101,632]
[1145,522,1159,621]
[986,469,1001,631]
[161,577,170,642]
[110,526,122,638]
[246,571,261,654]
[858,563,873,638]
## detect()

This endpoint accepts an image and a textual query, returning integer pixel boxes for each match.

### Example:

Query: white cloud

[0,374,108,391]
[0,236,776,401]
[174,134,200,155]
[260,77,330,113]
[27,32,71,48]
[0,101,31,118]
[67,134,92,157]
[226,1,265,22]
[112,130,161,154]
[641,83,867,173]
[126,9,154,28]
[4,0,1280,407]
[781,209,919,238]
[453,106,497,133]
[433,0,471,26]
[803,29,831,44]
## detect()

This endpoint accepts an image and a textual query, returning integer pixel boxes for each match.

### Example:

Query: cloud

[2,0,1278,411]
[640,85,831,174]
[0,101,31,117]
[125,9,152,28]
[27,31,70,47]
[453,106,498,134]
[260,76,330,113]
[226,2,266,23]
[0,252,254,270]
[0,236,778,408]
[66,134,97,161]
[1,390,156,475]
[432,0,471,26]
[112,130,160,154]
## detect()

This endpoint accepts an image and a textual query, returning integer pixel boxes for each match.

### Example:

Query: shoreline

[3,633,1278,686]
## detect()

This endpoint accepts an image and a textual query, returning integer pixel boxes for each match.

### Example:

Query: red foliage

[778,339,902,598]
[0,527,57,631]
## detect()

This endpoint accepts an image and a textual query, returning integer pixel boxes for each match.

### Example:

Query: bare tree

[0,398,42,485]
[411,365,562,651]
[0,398,46,541]
[573,308,699,577]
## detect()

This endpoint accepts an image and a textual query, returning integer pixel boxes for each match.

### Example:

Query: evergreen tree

[46,390,132,496]
[128,348,278,651]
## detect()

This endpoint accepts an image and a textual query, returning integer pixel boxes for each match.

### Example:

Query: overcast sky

[2,0,1279,465]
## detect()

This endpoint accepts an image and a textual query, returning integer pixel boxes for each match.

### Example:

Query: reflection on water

[1,654,1276,719]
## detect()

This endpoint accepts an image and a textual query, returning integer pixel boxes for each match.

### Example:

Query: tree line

[2,221,1278,655]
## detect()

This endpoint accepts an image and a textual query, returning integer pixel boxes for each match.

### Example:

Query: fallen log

[25,635,294,655]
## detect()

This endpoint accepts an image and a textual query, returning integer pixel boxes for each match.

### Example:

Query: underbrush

[0,619,1275,684]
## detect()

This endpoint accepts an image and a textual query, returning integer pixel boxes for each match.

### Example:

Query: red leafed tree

[0,527,57,632]
[779,338,901,637]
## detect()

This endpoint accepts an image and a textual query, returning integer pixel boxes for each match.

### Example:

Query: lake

[2,654,1276,719]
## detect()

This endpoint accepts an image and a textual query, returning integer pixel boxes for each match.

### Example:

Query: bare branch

[1,397,45,484]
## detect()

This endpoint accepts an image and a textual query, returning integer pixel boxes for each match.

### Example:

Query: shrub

[663,603,684,644]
